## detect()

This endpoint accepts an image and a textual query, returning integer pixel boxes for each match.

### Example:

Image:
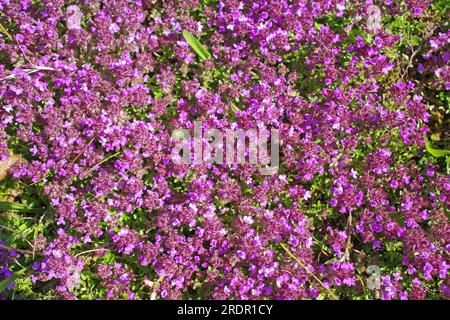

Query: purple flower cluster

[0,240,18,296]
[418,30,450,90]
[0,1,448,299]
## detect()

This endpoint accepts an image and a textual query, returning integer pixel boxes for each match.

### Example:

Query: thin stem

[0,243,34,255]
[69,135,96,165]
[74,248,107,258]
[0,66,55,81]
[280,242,338,300]
[0,22,13,42]
[83,152,121,177]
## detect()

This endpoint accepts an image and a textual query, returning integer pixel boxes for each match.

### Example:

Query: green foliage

[0,201,42,213]
[425,140,450,157]
[0,268,26,293]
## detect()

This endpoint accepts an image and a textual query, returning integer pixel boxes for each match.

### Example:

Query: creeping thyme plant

[0,0,449,300]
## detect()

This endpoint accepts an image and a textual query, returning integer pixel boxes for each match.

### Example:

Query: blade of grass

[0,21,33,64]
[425,139,450,157]
[280,242,338,300]
[0,201,42,213]
[69,135,96,165]
[74,248,107,258]
[0,22,13,42]
[82,151,121,177]
[182,30,211,60]
[230,102,241,113]
[0,243,34,256]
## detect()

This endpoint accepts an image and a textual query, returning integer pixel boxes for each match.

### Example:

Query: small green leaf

[425,140,450,158]
[182,30,211,60]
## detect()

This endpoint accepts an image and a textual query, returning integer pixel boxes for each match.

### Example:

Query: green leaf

[425,140,450,158]
[0,201,41,213]
[0,268,26,293]
[182,30,211,60]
